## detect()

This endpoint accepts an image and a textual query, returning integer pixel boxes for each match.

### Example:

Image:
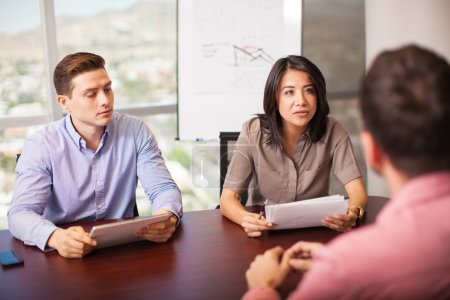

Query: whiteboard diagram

[232,45,275,67]
[193,0,283,94]
[178,0,302,140]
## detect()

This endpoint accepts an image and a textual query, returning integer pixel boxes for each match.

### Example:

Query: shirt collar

[64,113,113,151]
[300,131,310,142]
[65,114,83,150]
[105,115,114,134]
[103,121,112,142]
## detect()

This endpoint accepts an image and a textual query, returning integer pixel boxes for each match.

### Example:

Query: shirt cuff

[172,213,181,227]
[151,189,183,224]
[35,223,59,251]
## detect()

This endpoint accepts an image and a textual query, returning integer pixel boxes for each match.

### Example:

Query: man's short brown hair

[360,45,450,176]
[53,52,105,97]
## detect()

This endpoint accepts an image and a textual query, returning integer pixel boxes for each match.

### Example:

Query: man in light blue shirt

[8,52,182,258]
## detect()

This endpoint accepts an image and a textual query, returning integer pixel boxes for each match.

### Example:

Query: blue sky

[0,0,137,34]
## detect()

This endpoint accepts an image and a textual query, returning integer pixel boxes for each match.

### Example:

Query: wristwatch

[347,205,365,225]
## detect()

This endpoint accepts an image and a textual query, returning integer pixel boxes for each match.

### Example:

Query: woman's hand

[326,177,367,232]
[241,212,273,237]
[321,210,357,232]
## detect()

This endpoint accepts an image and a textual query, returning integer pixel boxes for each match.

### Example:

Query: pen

[259,199,269,219]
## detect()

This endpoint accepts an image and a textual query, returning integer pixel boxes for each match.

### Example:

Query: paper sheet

[265,195,348,230]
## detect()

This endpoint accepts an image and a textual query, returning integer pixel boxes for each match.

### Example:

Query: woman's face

[276,69,317,135]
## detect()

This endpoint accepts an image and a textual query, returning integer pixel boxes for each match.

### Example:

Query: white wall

[365,0,450,196]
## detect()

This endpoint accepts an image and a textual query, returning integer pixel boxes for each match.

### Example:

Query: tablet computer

[89,213,172,249]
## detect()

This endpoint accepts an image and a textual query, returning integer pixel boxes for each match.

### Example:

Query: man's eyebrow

[82,81,112,93]
[82,87,98,94]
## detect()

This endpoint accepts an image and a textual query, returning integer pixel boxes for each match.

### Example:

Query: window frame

[0,0,176,131]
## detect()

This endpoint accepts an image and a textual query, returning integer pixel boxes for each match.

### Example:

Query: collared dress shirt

[223,116,361,205]
[243,172,450,299]
[8,112,182,251]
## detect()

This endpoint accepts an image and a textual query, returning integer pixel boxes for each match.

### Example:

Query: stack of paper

[265,195,348,230]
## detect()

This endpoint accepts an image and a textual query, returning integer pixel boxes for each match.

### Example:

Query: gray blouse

[223,116,362,206]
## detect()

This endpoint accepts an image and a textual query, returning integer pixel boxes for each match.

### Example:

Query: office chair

[218,132,248,208]
[16,153,139,216]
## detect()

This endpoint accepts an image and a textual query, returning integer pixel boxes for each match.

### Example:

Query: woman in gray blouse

[220,55,368,237]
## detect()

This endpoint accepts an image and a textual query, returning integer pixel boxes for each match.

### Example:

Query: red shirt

[244,172,450,299]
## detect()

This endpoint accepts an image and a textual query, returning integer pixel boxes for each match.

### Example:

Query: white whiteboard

[178,0,302,140]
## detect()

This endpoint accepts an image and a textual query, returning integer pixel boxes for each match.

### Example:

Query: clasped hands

[241,209,358,237]
[47,209,177,259]
[245,241,325,290]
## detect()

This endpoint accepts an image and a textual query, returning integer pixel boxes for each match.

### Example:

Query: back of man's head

[360,44,450,177]
[53,52,105,97]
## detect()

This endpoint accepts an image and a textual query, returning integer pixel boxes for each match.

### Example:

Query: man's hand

[136,209,178,243]
[245,246,291,289]
[241,213,273,237]
[284,241,325,272]
[47,226,97,258]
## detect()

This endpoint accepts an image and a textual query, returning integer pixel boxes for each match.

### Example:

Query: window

[0,0,47,118]
[0,0,48,229]
[141,115,218,213]
[54,0,177,107]
[0,0,218,230]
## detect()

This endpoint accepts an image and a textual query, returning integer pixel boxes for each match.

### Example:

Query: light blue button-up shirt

[8,112,182,250]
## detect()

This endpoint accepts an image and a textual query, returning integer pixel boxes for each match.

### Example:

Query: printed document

[265,195,348,230]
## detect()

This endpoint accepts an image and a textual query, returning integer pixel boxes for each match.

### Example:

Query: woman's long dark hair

[258,55,329,151]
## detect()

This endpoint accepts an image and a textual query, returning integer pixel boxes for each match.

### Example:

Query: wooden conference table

[0,196,388,300]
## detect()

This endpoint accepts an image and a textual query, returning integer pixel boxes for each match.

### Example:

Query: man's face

[60,68,114,132]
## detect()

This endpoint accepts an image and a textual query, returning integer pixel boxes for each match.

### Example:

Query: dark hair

[53,52,106,97]
[258,55,329,150]
[360,44,450,176]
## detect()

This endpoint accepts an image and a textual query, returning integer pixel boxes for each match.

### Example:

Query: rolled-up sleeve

[135,122,183,219]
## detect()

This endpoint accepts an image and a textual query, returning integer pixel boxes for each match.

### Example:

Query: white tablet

[89,213,172,249]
